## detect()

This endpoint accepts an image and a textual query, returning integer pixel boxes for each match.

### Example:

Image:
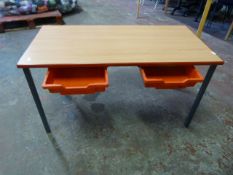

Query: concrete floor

[0,0,233,174]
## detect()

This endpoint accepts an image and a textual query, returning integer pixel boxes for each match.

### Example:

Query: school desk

[17,25,224,133]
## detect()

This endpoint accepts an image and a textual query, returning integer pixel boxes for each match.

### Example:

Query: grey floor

[0,0,233,175]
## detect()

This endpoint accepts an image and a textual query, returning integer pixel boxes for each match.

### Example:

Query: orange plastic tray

[42,67,109,95]
[140,66,203,89]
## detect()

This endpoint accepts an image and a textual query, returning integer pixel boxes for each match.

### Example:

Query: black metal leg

[171,0,182,15]
[184,65,217,128]
[23,68,51,133]
[207,2,218,28]
[194,0,205,22]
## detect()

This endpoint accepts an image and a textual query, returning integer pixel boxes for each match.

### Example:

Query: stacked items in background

[0,0,78,17]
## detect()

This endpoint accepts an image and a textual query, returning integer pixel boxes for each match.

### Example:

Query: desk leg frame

[184,65,217,128]
[22,65,217,132]
[23,68,51,133]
